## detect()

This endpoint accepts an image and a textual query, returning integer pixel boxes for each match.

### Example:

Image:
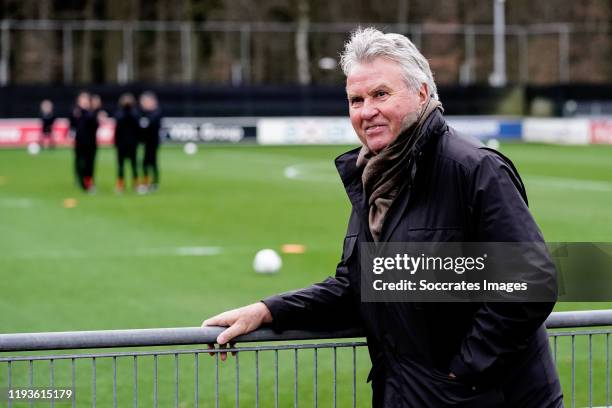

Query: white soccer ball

[486,138,500,150]
[184,142,198,155]
[27,142,41,155]
[253,249,282,274]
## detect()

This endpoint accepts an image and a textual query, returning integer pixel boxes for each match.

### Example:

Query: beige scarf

[356,97,443,241]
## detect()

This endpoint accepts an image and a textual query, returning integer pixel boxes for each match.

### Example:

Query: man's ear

[418,83,429,107]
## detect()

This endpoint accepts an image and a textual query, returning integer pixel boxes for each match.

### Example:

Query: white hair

[340,27,439,100]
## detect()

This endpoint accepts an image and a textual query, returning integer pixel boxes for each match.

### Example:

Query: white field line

[284,164,612,193]
[283,163,338,183]
[0,198,33,208]
[150,246,222,256]
[8,246,223,259]
[9,249,86,259]
[525,175,612,192]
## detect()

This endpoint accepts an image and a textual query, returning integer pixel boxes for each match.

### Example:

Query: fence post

[558,24,570,83]
[460,25,476,85]
[490,0,507,87]
[410,26,422,49]
[240,24,251,85]
[0,20,10,86]
[62,24,73,84]
[517,27,529,84]
[120,23,134,84]
[181,22,193,83]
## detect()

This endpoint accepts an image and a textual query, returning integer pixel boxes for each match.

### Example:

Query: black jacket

[114,107,140,150]
[139,109,162,149]
[263,110,563,407]
[70,107,98,147]
[41,113,56,134]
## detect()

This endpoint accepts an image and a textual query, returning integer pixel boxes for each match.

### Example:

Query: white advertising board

[523,118,590,145]
[257,117,358,145]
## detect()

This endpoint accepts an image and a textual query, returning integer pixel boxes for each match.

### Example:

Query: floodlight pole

[490,0,507,87]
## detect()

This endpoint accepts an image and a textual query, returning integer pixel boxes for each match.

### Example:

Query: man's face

[346,58,427,153]
[91,96,101,110]
[140,96,157,111]
[40,100,52,114]
[77,93,91,110]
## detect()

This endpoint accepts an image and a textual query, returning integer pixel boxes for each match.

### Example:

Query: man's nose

[361,99,378,120]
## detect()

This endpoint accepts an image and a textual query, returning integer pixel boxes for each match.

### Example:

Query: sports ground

[1,142,611,406]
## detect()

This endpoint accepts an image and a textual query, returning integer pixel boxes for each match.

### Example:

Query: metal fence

[0,19,610,86]
[0,310,611,407]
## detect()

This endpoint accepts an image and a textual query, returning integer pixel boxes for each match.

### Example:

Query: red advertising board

[0,118,115,147]
[590,119,612,144]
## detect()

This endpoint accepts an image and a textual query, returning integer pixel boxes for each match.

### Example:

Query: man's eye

[375,91,388,97]
[350,98,363,106]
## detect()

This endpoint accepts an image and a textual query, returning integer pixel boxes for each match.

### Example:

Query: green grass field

[1,142,611,407]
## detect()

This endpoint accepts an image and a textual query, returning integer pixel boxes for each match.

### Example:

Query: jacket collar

[408,107,447,163]
[334,147,370,229]
[335,109,447,240]
[335,146,363,206]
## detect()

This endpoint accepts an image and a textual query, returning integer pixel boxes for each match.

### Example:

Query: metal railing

[0,310,611,407]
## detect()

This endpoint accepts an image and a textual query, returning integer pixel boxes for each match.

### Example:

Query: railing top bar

[545,309,612,329]
[549,328,612,337]
[1,310,610,352]
[0,341,370,362]
[0,326,365,352]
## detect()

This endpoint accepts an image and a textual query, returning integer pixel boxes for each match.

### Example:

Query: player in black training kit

[139,92,162,192]
[39,99,56,150]
[114,93,141,193]
[70,92,98,192]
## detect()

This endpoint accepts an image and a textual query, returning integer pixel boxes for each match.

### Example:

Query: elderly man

[204,27,562,407]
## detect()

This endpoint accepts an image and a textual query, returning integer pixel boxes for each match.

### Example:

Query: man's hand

[203,302,273,345]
